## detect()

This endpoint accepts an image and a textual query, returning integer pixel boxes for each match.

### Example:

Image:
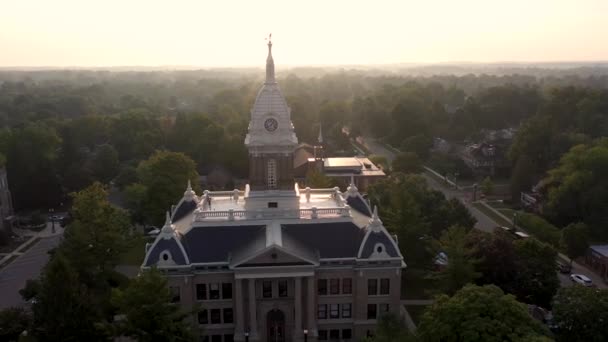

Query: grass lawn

[405,305,429,326]
[119,234,149,266]
[401,268,435,300]
[472,202,513,228]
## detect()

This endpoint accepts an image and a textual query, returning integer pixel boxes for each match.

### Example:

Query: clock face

[264,118,278,132]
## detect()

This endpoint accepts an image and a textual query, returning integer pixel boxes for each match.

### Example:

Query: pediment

[233,246,316,268]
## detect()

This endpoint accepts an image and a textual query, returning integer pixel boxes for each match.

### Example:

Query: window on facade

[368,279,378,296]
[224,335,234,342]
[169,286,180,303]
[198,310,208,325]
[329,304,339,319]
[317,304,327,319]
[329,330,340,340]
[211,336,222,342]
[379,303,390,316]
[209,283,220,300]
[342,329,352,340]
[262,280,273,298]
[380,278,390,295]
[223,308,233,324]
[329,279,339,295]
[278,280,288,297]
[210,309,221,324]
[196,284,207,301]
[342,278,352,294]
[342,303,352,318]
[267,159,277,189]
[222,283,233,299]
[367,304,377,320]
[317,279,327,295]
[318,330,328,340]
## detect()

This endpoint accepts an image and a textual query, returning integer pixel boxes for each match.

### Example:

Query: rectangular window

[329,304,339,319]
[329,279,339,295]
[263,280,273,298]
[267,159,277,189]
[342,329,352,340]
[209,283,220,300]
[196,284,207,301]
[268,202,278,208]
[329,329,340,340]
[198,310,208,325]
[368,279,378,296]
[318,279,327,296]
[210,309,221,324]
[380,279,390,295]
[278,280,288,297]
[222,283,233,299]
[211,336,222,342]
[317,304,327,319]
[379,303,390,315]
[342,278,352,294]
[224,335,234,342]
[342,303,352,318]
[169,286,180,303]
[223,308,233,324]
[318,330,328,340]
[367,304,377,320]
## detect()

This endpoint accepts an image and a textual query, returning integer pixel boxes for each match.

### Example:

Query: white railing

[193,206,351,222]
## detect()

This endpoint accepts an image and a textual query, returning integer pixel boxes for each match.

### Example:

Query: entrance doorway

[267,309,285,342]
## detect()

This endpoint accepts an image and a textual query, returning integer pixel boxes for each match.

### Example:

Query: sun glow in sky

[1,0,607,67]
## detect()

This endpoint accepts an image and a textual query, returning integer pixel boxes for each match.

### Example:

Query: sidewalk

[0,221,63,268]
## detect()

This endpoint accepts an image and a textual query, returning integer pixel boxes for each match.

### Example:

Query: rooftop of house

[306,156,385,177]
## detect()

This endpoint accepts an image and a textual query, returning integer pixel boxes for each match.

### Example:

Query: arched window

[267,159,277,189]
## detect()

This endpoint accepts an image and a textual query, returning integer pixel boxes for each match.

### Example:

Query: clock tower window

[267,159,277,189]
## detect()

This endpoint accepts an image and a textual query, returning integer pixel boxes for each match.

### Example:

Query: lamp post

[454,172,459,190]
[303,329,308,342]
[513,212,518,229]
[49,208,55,234]
[245,332,249,342]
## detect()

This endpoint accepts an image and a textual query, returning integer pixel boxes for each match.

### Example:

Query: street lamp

[513,212,518,229]
[245,332,249,342]
[49,208,55,234]
[303,329,308,342]
[454,172,459,189]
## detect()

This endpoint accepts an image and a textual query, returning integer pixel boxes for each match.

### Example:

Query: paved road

[0,236,61,309]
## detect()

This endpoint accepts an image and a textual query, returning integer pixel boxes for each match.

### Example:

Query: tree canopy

[552,286,608,342]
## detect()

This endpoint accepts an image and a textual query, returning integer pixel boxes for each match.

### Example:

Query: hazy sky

[1,0,607,67]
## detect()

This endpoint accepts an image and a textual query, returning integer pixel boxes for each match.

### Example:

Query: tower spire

[265,33,275,84]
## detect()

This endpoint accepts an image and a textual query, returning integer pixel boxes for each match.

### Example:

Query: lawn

[118,234,149,266]
[472,202,513,228]
[405,305,429,326]
[498,208,516,218]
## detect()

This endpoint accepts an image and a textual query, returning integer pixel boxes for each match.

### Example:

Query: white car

[570,274,593,287]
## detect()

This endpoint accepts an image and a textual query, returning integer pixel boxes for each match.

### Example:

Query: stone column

[248,279,259,340]
[306,276,318,338]
[294,277,303,341]
[234,279,245,341]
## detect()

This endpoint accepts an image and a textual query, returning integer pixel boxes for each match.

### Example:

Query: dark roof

[172,199,197,222]
[145,237,188,266]
[347,195,371,217]
[282,222,366,258]
[181,225,266,263]
[359,231,400,259]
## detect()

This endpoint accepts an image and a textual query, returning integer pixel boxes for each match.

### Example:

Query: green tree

[32,253,105,341]
[466,230,519,294]
[368,154,389,170]
[392,152,422,174]
[481,176,494,196]
[91,144,120,183]
[0,307,32,342]
[418,284,550,342]
[429,226,480,295]
[552,286,608,342]
[516,213,561,248]
[361,312,414,342]
[400,134,433,160]
[561,222,589,265]
[111,268,195,342]
[305,168,333,188]
[512,238,560,307]
[136,151,200,225]
[510,154,537,202]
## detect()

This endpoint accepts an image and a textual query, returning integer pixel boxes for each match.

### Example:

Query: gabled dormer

[143,212,190,267]
[357,207,403,263]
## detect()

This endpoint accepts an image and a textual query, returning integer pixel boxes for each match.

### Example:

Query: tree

[552,286,608,342]
[481,176,494,196]
[466,230,519,293]
[305,168,333,188]
[111,268,195,342]
[392,152,422,174]
[512,238,560,307]
[91,144,119,183]
[400,134,433,160]
[516,213,561,248]
[32,253,105,341]
[0,307,32,341]
[135,151,200,225]
[561,222,589,265]
[361,312,414,342]
[429,226,480,295]
[417,284,550,342]
[368,154,389,170]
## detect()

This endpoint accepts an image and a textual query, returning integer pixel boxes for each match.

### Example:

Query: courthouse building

[142,39,406,342]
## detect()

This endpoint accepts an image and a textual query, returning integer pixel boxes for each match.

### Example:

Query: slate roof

[347,195,372,217]
[144,237,188,266]
[181,225,266,263]
[172,199,197,223]
[282,222,366,258]
[359,231,400,259]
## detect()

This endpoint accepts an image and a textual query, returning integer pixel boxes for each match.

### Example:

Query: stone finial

[161,211,174,235]
[369,206,383,232]
[183,180,196,201]
[347,181,358,196]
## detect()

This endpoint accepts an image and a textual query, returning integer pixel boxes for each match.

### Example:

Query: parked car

[556,261,572,274]
[570,274,593,287]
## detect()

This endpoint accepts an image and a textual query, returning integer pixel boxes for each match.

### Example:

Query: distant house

[295,156,385,192]
[460,142,509,176]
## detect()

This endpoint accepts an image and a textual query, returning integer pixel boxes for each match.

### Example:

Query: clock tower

[244,36,298,191]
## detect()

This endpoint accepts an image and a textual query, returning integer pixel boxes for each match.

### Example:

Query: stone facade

[0,168,14,233]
